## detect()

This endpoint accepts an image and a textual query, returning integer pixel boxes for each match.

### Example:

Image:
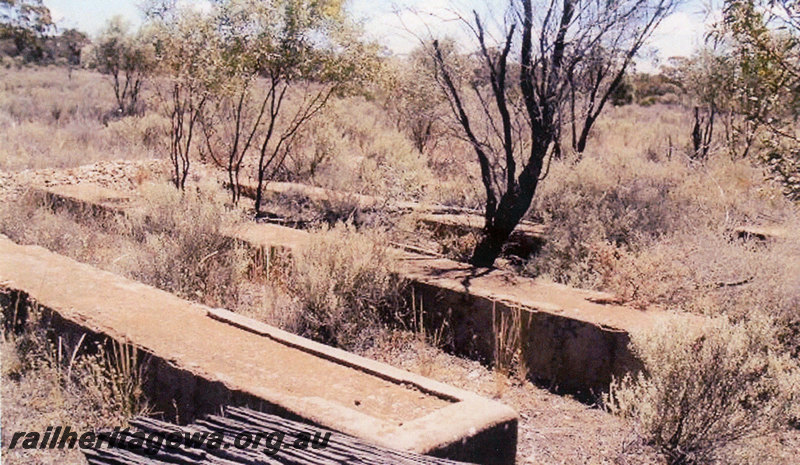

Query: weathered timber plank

[85,407,472,465]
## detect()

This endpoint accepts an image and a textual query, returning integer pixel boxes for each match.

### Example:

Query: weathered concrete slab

[222,222,310,254]
[238,181,545,256]
[0,235,517,464]
[399,255,678,393]
[34,182,136,218]
[30,183,691,394]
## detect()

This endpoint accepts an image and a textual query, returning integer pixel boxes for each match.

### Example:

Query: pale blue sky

[44,0,715,68]
[44,0,144,34]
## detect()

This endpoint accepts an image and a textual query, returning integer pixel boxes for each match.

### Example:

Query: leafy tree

[147,5,224,190]
[146,0,377,201]
[385,44,450,154]
[0,0,52,61]
[710,0,799,196]
[674,49,730,160]
[433,0,679,267]
[51,28,89,67]
[212,0,379,214]
[631,64,685,105]
[714,1,799,153]
[197,2,267,204]
[608,73,636,107]
[87,17,155,116]
[247,0,379,216]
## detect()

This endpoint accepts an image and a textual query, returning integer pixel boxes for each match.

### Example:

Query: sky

[44,0,719,71]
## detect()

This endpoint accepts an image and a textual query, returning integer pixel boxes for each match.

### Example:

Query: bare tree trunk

[168,84,204,190]
[691,105,715,160]
[575,115,594,153]
[433,0,675,267]
[471,142,547,266]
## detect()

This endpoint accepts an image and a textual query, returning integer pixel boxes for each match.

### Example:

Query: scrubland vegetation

[2,294,150,465]
[0,67,165,171]
[2,0,800,463]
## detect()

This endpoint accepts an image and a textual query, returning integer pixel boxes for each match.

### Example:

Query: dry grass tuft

[1,293,150,465]
[120,183,250,306]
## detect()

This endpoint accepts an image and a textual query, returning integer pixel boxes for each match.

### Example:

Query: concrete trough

[30,183,689,395]
[0,235,517,465]
[399,256,678,394]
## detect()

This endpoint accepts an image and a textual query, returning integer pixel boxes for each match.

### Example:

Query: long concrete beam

[31,183,693,394]
[0,235,517,464]
[238,181,546,257]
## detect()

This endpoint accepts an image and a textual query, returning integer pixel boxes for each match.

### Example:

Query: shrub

[762,142,800,202]
[527,154,698,287]
[105,113,169,150]
[123,183,250,307]
[288,223,407,349]
[284,97,435,202]
[526,149,795,291]
[0,67,159,171]
[595,229,800,350]
[606,317,800,465]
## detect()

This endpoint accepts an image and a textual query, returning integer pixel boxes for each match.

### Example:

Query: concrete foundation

[0,235,517,464]
[31,183,693,396]
[237,181,546,257]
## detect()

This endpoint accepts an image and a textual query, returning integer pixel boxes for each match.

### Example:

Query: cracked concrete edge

[207,307,518,459]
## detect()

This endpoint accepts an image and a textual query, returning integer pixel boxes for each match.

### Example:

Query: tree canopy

[0,0,53,61]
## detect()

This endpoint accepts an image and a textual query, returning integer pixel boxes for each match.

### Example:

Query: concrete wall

[411,281,638,396]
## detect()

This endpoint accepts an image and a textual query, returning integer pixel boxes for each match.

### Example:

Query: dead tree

[92,18,153,116]
[168,83,206,190]
[201,79,268,204]
[692,105,715,160]
[252,71,336,217]
[433,0,678,267]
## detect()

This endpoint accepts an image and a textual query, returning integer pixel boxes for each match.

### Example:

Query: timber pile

[85,406,471,465]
